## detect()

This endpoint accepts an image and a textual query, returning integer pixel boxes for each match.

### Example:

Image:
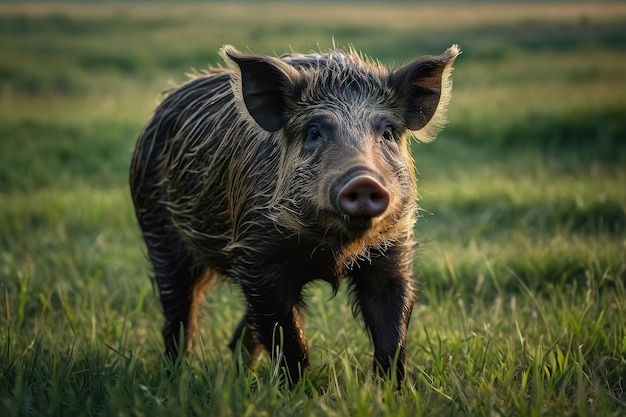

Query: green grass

[1,2,625,416]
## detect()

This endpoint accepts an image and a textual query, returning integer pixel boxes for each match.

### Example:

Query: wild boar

[130,44,460,385]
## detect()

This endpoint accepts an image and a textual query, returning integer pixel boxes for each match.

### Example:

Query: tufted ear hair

[220,45,302,132]
[388,45,460,142]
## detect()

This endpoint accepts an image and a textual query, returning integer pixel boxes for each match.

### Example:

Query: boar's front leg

[238,277,309,386]
[349,242,416,384]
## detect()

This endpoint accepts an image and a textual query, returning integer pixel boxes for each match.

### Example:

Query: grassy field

[1,2,625,416]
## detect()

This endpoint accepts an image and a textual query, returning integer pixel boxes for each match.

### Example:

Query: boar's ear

[388,45,460,142]
[220,45,301,133]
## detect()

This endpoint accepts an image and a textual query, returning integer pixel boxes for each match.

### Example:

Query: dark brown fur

[130,45,459,385]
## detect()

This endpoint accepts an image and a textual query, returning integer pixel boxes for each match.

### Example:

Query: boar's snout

[337,174,390,218]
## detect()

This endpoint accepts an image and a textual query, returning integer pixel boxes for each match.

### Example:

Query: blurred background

[0,1,624,414]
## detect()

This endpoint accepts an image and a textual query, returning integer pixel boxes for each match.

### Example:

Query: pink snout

[337,175,390,218]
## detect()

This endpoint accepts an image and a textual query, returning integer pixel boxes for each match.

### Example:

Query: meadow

[1,2,625,416]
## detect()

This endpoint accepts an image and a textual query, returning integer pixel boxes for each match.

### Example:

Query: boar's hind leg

[147,234,215,361]
[349,244,416,384]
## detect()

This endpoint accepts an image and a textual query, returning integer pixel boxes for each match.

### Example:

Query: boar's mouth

[313,210,376,240]
[310,207,386,244]
[339,214,374,232]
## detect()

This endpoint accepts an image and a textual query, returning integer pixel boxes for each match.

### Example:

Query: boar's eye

[382,126,394,141]
[303,125,324,152]
[307,125,322,142]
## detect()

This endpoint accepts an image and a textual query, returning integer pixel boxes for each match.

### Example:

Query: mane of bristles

[277,49,395,123]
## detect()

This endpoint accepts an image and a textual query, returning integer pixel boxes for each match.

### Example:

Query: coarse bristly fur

[130,44,460,387]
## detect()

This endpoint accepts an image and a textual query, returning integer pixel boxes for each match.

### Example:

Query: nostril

[371,192,383,201]
[346,192,358,202]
